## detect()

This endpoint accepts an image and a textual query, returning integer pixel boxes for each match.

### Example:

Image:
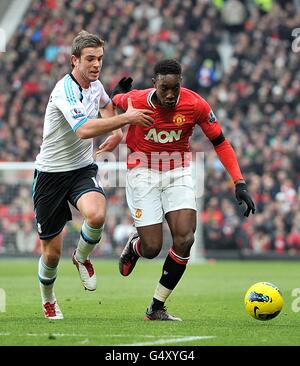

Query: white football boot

[40,282,64,319]
[72,250,97,291]
[43,301,64,320]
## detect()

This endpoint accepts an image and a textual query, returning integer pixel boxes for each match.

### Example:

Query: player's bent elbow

[75,125,90,139]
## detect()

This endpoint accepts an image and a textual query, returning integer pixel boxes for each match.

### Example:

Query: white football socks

[75,221,103,263]
[38,256,57,303]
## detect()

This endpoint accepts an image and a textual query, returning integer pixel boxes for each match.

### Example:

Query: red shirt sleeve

[196,97,243,183]
[214,140,244,183]
[195,97,222,140]
[112,90,137,110]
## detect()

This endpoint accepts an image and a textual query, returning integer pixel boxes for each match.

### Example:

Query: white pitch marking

[0,333,215,345]
[26,333,86,337]
[79,338,90,344]
[0,333,86,337]
[116,335,216,346]
[0,333,158,338]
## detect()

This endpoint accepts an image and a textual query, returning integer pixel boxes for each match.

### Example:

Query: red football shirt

[113,87,222,170]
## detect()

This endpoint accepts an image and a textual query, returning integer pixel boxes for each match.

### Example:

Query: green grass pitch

[0,259,300,346]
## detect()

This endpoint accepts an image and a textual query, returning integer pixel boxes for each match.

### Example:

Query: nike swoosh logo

[254,306,259,318]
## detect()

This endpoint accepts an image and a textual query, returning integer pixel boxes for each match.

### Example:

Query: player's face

[76,47,103,82]
[153,74,182,108]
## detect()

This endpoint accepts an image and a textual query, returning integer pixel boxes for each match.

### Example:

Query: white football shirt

[35,73,111,172]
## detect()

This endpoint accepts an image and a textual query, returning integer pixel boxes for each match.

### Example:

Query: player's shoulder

[54,74,81,97]
[130,88,154,98]
[130,88,155,107]
[91,79,105,92]
[180,87,208,105]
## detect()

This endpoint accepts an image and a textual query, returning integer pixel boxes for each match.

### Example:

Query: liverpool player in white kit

[111,59,255,321]
[33,31,153,319]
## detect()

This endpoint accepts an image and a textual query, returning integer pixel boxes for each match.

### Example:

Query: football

[244,282,283,321]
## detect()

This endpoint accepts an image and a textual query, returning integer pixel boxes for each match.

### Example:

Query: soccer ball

[244,282,283,321]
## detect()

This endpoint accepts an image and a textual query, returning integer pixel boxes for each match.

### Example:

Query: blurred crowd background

[0,0,300,258]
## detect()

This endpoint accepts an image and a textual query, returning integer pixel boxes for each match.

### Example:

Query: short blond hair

[71,30,104,60]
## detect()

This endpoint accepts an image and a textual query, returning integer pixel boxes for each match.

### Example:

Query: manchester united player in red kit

[108,59,255,321]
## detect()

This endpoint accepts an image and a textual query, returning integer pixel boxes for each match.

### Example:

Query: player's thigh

[162,169,197,241]
[69,163,105,206]
[165,209,197,237]
[68,163,106,223]
[162,178,197,219]
[32,170,72,240]
[126,167,163,227]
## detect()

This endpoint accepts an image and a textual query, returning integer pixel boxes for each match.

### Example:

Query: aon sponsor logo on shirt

[145,128,182,143]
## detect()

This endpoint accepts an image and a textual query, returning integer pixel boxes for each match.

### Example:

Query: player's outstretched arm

[76,98,153,139]
[197,99,256,217]
[213,139,256,217]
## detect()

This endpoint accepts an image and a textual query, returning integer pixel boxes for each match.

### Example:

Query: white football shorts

[126,166,197,227]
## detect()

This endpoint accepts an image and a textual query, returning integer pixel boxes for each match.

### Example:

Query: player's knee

[141,240,162,259]
[85,210,105,228]
[143,247,161,259]
[172,232,195,256]
[186,232,195,248]
[43,251,61,267]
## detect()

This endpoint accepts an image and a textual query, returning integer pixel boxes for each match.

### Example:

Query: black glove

[110,77,133,98]
[235,183,256,217]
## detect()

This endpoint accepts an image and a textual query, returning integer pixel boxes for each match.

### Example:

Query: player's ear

[71,55,79,68]
[151,78,156,87]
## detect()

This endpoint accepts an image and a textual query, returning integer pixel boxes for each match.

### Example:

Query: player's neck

[71,69,90,90]
[151,91,162,107]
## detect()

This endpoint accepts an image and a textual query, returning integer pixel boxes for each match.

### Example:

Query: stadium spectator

[221,0,247,33]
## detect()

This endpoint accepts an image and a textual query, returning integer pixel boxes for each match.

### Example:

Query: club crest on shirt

[135,209,143,219]
[208,110,217,123]
[173,113,186,126]
[70,107,85,119]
